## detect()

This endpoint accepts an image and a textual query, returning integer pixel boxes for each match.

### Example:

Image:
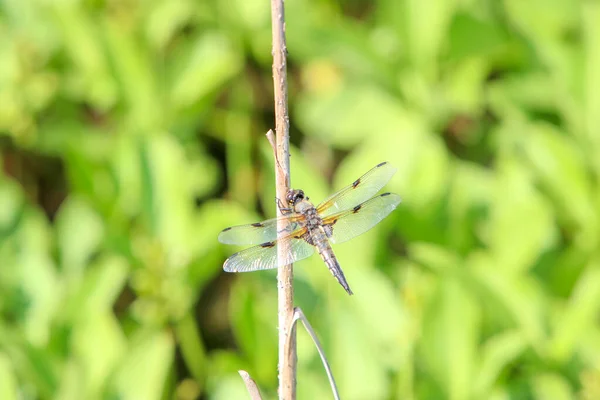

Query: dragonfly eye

[286,189,304,205]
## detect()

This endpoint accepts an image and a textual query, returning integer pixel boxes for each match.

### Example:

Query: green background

[1,0,600,399]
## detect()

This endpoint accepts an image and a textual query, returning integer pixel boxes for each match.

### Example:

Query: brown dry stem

[269,0,296,399]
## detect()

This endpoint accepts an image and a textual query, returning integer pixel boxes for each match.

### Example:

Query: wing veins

[317,162,397,217]
[222,227,315,272]
[218,214,305,245]
[322,193,401,244]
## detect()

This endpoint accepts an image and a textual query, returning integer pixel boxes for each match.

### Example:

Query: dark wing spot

[353,204,362,213]
[381,192,391,197]
[376,161,387,168]
[251,222,264,227]
[222,227,232,232]
[260,241,276,248]
[352,178,360,188]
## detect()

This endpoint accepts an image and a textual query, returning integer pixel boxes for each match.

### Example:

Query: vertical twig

[269,0,296,398]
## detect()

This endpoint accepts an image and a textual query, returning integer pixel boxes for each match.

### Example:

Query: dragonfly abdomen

[312,228,353,295]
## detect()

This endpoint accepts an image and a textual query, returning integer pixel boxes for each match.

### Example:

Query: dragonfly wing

[317,162,397,217]
[323,193,401,244]
[218,215,304,245]
[223,232,316,272]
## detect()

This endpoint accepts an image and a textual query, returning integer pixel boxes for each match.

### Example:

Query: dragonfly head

[286,189,305,206]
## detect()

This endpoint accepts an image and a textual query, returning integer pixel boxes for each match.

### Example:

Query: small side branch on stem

[287,308,340,400]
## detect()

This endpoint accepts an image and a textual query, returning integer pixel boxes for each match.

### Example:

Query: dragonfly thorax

[295,200,323,230]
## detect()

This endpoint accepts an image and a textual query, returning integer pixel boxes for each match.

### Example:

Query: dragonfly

[218,162,401,295]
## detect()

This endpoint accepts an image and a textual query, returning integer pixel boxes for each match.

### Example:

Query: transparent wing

[317,162,397,217]
[218,214,304,245]
[223,233,316,272]
[323,193,401,244]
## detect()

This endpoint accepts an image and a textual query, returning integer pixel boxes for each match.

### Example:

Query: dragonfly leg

[276,197,293,215]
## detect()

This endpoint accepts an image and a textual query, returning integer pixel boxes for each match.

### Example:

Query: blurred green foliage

[1,0,600,399]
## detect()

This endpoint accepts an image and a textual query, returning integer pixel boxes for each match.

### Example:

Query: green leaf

[209,374,259,400]
[296,369,335,400]
[470,252,546,350]
[72,312,127,398]
[448,13,507,61]
[0,353,18,400]
[330,305,389,400]
[65,255,129,322]
[229,278,277,385]
[0,179,26,240]
[144,0,195,50]
[486,156,555,273]
[403,0,457,70]
[531,373,573,400]
[168,32,243,110]
[139,133,219,265]
[582,2,600,173]
[0,327,58,399]
[52,2,117,109]
[504,0,578,40]
[13,210,61,344]
[103,18,161,130]
[549,259,600,361]
[420,277,481,400]
[474,331,528,397]
[110,330,174,400]
[174,312,207,390]
[55,196,104,284]
[408,243,462,273]
[348,268,405,370]
[189,200,240,288]
[446,162,494,254]
[520,124,597,250]
[488,73,562,116]
[442,57,489,114]
[295,83,411,148]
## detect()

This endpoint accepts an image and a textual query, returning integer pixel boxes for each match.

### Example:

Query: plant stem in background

[269,0,296,399]
[238,370,264,400]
